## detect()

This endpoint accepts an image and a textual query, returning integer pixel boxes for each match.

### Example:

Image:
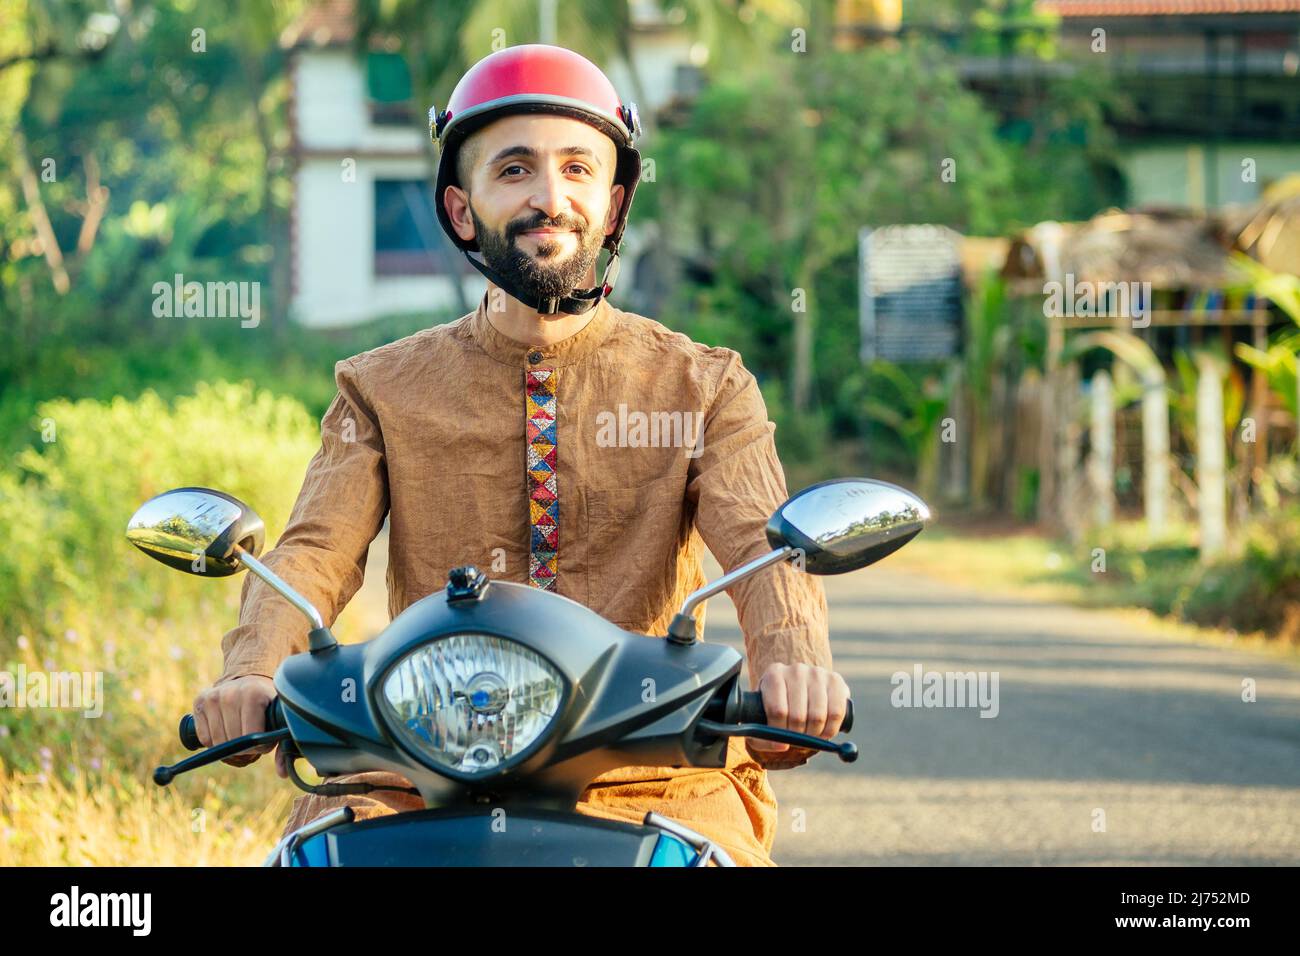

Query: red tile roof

[1039,0,1300,14]
[280,0,357,50]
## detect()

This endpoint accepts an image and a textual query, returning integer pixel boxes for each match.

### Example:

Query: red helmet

[429,44,643,314]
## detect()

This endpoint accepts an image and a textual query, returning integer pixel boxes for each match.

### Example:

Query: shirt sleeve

[686,350,832,771]
[216,358,390,683]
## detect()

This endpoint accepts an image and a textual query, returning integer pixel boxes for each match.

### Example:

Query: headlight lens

[378,633,563,776]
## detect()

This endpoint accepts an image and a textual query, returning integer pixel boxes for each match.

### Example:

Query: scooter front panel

[287,806,694,867]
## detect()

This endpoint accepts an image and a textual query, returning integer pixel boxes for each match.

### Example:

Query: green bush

[759,376,853,492]
[0,382,320,791]
[0,381,319,634]
[1046,514,1300,642]
[0,312,447,459]
[1179,510,1300,641]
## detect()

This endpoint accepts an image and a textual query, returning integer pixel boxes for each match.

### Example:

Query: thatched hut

[989,203,1297,532]
[1001,208,1238,296]
[1222,174,1300,277]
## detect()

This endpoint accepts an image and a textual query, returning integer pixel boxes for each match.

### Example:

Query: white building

[279,0,696,328]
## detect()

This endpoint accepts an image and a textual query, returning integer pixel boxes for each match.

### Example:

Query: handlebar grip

[179,698,284,751]
[737,691,853,733]
[178,713,201,751]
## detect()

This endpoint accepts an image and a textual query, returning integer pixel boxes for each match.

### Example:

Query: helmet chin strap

[462,247,622,316]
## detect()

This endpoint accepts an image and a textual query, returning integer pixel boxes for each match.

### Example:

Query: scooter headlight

[377,633,563,777]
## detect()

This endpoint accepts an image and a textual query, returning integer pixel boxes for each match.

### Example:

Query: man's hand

[747,662,850,754]
[193,675,280,770]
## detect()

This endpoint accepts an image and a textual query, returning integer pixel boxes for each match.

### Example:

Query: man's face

[443,113,624,305]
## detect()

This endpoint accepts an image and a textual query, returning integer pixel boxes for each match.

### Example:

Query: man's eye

[500,165,527,177]
[566,164,591,175]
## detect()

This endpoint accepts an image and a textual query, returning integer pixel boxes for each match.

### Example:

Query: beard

[471,204,605,303]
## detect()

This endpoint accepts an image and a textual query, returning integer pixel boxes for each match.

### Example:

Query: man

[194,44,848,867]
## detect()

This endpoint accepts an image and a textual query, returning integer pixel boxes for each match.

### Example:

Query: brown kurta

[218,293,832,865]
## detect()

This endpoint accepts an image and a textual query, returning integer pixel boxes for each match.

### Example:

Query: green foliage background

[0,0,1126,479]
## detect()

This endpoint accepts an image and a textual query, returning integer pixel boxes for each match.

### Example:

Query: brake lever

[694,719,858,763]
[153,727,292,786]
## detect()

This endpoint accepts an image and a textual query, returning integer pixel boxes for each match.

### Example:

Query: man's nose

[528,165,571,220]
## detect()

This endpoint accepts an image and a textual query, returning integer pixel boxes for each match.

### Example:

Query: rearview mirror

[126,487,334,646]
[765,478,930,575]
[126,487,264,576]
[667,476,933,643]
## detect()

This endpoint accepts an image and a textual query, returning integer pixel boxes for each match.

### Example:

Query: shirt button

[528,351,543,365]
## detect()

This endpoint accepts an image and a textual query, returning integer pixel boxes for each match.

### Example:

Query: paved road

[701,558,1300,866]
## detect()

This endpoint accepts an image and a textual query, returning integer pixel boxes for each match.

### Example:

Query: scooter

[127,477,930,866]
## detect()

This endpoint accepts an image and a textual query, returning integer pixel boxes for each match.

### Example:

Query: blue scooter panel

[288,806,700,867]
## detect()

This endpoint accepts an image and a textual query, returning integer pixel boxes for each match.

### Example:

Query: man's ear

[604,183,626,238]
[444,185,476,244]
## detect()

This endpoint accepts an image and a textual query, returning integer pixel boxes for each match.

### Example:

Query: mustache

[507,214,587,240]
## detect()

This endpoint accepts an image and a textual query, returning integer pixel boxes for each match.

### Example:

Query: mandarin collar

[467,292,619,368]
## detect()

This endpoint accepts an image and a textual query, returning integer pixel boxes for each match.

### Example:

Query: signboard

[859,224,964,362]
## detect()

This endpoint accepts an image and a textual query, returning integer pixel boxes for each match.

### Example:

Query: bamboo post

[1251,315,1269,476]
[991,358,1015,511]
[1059,363,1084,543]
[1088,369,1115,527]
[1037,313,1065,528]
[1196,352,1228,561]
[1037,370,1057,527]
[1141,369,1171,541]
[943,365,968,505]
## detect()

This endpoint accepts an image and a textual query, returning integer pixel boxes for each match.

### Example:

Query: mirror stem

[233,546,338,652]
[666,546,798,645]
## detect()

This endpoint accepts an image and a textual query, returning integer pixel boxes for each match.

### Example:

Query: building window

[367,52,414,126]
[374,179,444,275]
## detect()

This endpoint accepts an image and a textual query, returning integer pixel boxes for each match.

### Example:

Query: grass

[0,764,293,867]
[0,588,305,866]
[0,382,397,866]
[0,545,391,866]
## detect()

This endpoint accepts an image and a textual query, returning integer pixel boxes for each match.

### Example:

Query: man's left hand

[747,662,851,754]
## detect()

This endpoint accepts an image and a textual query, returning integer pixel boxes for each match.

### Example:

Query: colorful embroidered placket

[525,367,558,590]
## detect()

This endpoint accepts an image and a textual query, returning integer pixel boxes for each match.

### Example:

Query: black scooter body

[275,577,744,811]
